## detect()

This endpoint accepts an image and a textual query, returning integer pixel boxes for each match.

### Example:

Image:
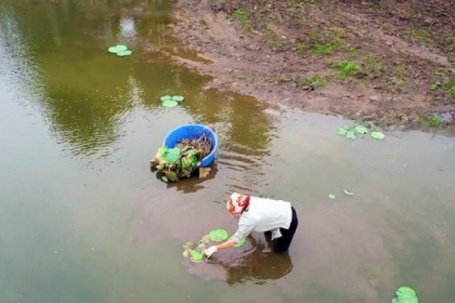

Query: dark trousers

[265,206,298,253]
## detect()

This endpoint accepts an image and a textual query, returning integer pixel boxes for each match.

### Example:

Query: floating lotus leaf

[162,100,179,108]
[160,95,173,102]
[108,44,128,53]
[392,286,418,303]
[172,95,185,102]
[108,46,119,53]
[343,189,354,196]
[371,131,385,140]
[355,125,369,134]
[345,131,357,139]
[229,237,246,248]
[328,194,336,200]
[190,250,204,263]
[209,228,229,242]
[337,126,349,135]
[396,287,417,298]
[116,50,132,57]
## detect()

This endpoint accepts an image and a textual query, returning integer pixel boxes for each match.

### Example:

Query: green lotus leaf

[355,125,369,134]
[116,50,132,57]
[157,146,167,158]
[343,189,354,196]
[337,125,350,135]
[392,286,418,303]
[163,147,180,164]
[371,131,385,140]
[396,287,417,298]
[231,237,246,248]
[108,46,119,53]
[108,44,128,53]
[337,128,348,135]
[160,95,173,102]
[162,100,179,108]
[345,131,357,139]
[190,250,204,263]
[209,228,229,242]
[328,194,336,200]
[172,95,185,102]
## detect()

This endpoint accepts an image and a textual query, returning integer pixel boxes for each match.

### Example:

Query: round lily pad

[189,250,204,263]
[209,228,229,242]
[116,50,132,57]
[337,126,349,135]
[343,189,354,196]
[160,95,173,102]
[328,194,336,200]
[345,131,357,140]
[108,44,128,53]
[172,95,184,102]
[162,100,179,108]
[355,125,369,134]
[229,236,246,248]
[393,286,418,303]
[371,131,385,140]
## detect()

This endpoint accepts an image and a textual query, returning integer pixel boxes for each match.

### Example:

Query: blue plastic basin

[163,124,219,167]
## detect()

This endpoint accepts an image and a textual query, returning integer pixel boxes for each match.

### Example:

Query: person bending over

[204,192,298,258]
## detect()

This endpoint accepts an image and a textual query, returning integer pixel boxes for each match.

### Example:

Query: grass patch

[446,83,455,98]
[295,74,327,88]
[404,28,434,45]
[313,43,334,55]
[267,74,291,83]
[430,82,439,92]
[307,27,350,55]
[428,116,443,128]
[231,9,251,32]
[331,60,360,78]
[297,43,309,54]
[232,9,248,23]
[363,54,385,77]
[262,25,288,49]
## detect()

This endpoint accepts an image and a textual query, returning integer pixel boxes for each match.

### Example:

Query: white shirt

[231,196,292,242]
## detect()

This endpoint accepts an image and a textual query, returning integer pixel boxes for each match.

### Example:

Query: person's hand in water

[203,246,218,258]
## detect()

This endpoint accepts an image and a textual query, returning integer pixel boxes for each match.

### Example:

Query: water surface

[0,1,454,303]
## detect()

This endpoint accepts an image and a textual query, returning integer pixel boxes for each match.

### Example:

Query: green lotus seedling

[209,228,229,242]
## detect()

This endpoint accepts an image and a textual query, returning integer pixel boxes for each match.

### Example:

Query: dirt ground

[167,0,455,132]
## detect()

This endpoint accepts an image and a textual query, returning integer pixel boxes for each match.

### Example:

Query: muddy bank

[167,0,455,132]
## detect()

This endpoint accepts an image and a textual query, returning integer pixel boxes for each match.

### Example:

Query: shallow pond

[1,1,454,303]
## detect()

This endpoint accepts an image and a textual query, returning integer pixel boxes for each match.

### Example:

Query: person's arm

[215,239,237,251]
[204,221,254,257]
[203,238,237,258]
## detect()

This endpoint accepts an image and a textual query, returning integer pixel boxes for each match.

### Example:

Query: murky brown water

[1,1,455,303]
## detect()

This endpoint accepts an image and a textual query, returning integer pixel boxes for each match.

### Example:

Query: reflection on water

[0,0,276,161]
[1,0,455,303]
[163,165,220,194]
[225,251,293,286]
[183,234,293,285]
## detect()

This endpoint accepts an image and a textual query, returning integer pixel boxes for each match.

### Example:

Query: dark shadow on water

[151,164,219,193]
[223,247,293,286]
[189,236,293,286]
